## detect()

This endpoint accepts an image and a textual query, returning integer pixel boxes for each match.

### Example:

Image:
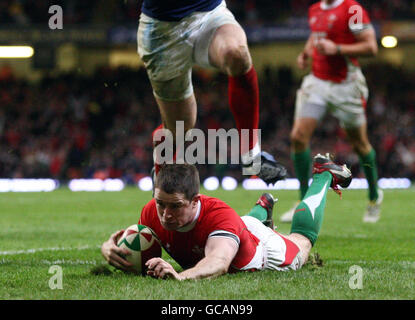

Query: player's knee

[350,139,371,156]
[222,45,252,76]
[290,129,309,151]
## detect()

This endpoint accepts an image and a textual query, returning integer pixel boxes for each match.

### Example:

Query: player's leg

[137,12,197,175]
[149,68,197,139]
[151,93,197,179]
[246,193,276,228]
[209,23,258,158]
[289,171,332,250]
[330,69,382,223]
[193,8,286,184]
[290,117,318,200]
[344,123,378,200]
[241,215,303,271]
[281,75,327,222]
[209,24,287,183]
[344,123,382,223]
[288,154,352,265]
[244,154,351,269]
[150,75,197,177]
[154,95,197,138]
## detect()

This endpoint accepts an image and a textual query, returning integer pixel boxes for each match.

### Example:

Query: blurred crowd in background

[1,0,415,26]
[1,0,414,183]
[1,62,414,183]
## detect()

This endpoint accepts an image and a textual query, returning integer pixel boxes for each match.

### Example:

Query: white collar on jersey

[176,200,201,233]
[321,0,344,10]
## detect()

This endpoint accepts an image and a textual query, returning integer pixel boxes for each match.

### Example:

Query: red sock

[151,124,178,174]
[228,66,259,156]
[152,124,164,174]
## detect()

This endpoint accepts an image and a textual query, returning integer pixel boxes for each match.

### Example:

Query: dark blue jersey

[142,0,222,21]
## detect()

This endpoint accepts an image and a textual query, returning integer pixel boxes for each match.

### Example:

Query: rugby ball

[117,224,161,275]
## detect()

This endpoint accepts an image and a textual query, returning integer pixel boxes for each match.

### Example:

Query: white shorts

[137,1,239,101]
[295,66,369,128]
[241,216,303,272]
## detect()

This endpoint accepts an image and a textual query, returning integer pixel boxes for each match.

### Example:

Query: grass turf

[0,187,414,300]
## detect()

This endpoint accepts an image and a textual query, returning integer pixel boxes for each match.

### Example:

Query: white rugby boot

[363,189,383,223]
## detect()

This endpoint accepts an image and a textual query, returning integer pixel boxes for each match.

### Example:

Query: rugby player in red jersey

[137,0,287,185]
[102,157,352,280]
[281,0,382,224]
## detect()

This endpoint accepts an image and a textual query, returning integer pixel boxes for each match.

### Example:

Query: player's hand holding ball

[101,229,135,273]
[102,224,162,275]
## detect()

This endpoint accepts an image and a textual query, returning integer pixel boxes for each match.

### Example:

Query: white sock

[241,143,261,166]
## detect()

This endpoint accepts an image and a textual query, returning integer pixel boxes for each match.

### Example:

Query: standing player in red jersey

[280,0,383,224]
[101,158,352,280]
[137,0,287,185]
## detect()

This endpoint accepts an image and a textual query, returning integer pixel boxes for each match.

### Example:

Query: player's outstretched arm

[179,237,239,280]
[146,237,238,280]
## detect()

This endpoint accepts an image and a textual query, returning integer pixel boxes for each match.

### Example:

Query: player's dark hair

[155,164,200,201]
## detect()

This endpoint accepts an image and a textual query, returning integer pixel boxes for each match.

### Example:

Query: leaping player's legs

[208,23,259,163]
[150,75,197,175]
[137,12,198,175]
[152,94,197,172]
[200,22,286,183]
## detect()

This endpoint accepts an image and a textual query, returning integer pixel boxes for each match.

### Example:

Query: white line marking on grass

[41,259,98,265]
[329,260,415,268]
[1,258,100,266]
[0,245,100,256]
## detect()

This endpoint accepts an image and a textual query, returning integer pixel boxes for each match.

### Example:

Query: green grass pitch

[1,187,414,300]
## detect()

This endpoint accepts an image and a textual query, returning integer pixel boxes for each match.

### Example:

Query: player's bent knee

[290,129,309,150]
[351,140,372,156]
[222,45,252,76]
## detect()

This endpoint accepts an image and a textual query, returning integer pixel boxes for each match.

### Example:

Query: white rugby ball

[117,224,161,275]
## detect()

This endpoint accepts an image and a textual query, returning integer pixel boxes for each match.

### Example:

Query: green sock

[290,171,332,246]
[291,148,312,200]
[246,205,268,223]
[359,149,379,201]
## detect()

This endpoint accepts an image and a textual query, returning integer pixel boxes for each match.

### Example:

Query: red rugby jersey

[309,0,372,82]
[138,195,260,271]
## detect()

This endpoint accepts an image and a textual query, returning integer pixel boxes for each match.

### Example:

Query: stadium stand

[1,62,414,183]
[0,0,415,26]
[1,1,414,184]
